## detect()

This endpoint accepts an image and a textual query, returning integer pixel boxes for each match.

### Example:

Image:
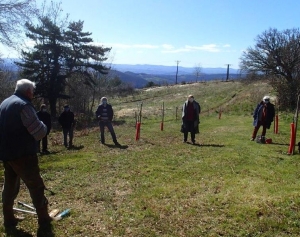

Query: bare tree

[0,0,37,47]
[194,63,202,82]
[240,28,300,109]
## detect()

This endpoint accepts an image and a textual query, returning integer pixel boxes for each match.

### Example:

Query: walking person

[58,104,75,148]
[96,97,120,146]
[37,104,51,153]
[0,79,53,227]
[251,95,275,143]
[181,95,201,144]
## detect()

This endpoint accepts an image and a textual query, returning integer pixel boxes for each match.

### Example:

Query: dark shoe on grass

[4,216,25,227]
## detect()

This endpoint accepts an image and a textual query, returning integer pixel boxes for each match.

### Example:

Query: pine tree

[16,17,111,117]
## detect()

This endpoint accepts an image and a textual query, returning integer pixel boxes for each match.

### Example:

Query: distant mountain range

[0,59,242,88]
[107,64,242,88]
[110,63,240,75]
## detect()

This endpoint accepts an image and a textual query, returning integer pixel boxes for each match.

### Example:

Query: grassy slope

[1,80,300,237]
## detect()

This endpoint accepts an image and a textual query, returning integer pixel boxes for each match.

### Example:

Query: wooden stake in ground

[161,102,164,131]
[293,94,300,154]
[135,102,143,141]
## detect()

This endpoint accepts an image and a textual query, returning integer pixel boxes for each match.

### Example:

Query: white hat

[263,96,270,102]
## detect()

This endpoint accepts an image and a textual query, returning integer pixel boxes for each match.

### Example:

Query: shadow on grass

[113,120,126,126]
[39,151,61,156]
[187,142,224,147]
[67,145,84,150]
[269,142,289,146]
[4,226,33,237]
[104,144,129,149]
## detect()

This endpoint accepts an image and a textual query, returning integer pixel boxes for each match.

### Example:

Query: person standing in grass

[181,95,201,144]
[0,79,53,227]
[251,95,275,143]
[96,97,120,146]
[58,104,75,148]
[36,104,51,153]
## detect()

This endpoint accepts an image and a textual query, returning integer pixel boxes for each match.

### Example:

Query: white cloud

[94,42,233,54]
[162,44,224,53]
[94,42,159,49]
[161,44,174,50]
[162,47,192,53]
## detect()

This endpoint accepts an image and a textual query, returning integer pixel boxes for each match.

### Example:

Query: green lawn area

[1,80,300,237]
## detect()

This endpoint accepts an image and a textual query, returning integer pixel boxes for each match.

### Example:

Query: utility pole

[175,60,180,84]
[225,64,231,81]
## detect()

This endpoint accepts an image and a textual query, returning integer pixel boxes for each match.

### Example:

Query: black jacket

[58,111,75,129]
[37,110,51,134]
[95,104,114,121]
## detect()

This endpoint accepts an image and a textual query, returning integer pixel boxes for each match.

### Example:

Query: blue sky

[1,0,300,69]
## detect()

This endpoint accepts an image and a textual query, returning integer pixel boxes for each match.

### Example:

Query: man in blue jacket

[96,97,120,146]
[251,95,275,143]
[0,79,52,227]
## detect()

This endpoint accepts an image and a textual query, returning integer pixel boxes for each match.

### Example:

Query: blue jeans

[99,121,117,144]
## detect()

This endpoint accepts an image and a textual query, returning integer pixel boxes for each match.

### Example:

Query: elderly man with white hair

[251,95,275,143]
[0,79,53,227]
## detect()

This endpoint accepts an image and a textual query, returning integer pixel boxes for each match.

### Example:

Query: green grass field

[1,80,300,237]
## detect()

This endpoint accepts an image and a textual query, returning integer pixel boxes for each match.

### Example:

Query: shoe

[4,216,24,227]
[192,141,196,145]
[250,138,255,141]
[38,216,54,227]
[183,140,187,143]
[114,142,121,146]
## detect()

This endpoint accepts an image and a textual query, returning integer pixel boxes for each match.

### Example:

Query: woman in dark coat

[181,95,201,144]
[251,95,275,142]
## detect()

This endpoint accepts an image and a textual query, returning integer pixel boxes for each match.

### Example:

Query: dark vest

[0,93,36,161]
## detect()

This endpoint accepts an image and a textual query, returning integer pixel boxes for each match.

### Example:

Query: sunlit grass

[2,80,300,236]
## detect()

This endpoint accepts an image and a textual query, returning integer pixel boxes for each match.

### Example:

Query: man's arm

[21,104,47,141]
[110,105,114,121]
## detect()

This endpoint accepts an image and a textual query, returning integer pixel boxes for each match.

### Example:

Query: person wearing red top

[181,95,201,144]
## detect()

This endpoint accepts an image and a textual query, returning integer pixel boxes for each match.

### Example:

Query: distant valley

[108,64,242,88]
[1,59,242,88]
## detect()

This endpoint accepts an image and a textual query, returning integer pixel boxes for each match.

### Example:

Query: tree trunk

[49,97,57,118]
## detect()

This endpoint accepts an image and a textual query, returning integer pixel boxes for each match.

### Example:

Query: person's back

[0,93,40,160]
[37,106,51,132]
[58,105,75,147]
[59,109,74,129]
